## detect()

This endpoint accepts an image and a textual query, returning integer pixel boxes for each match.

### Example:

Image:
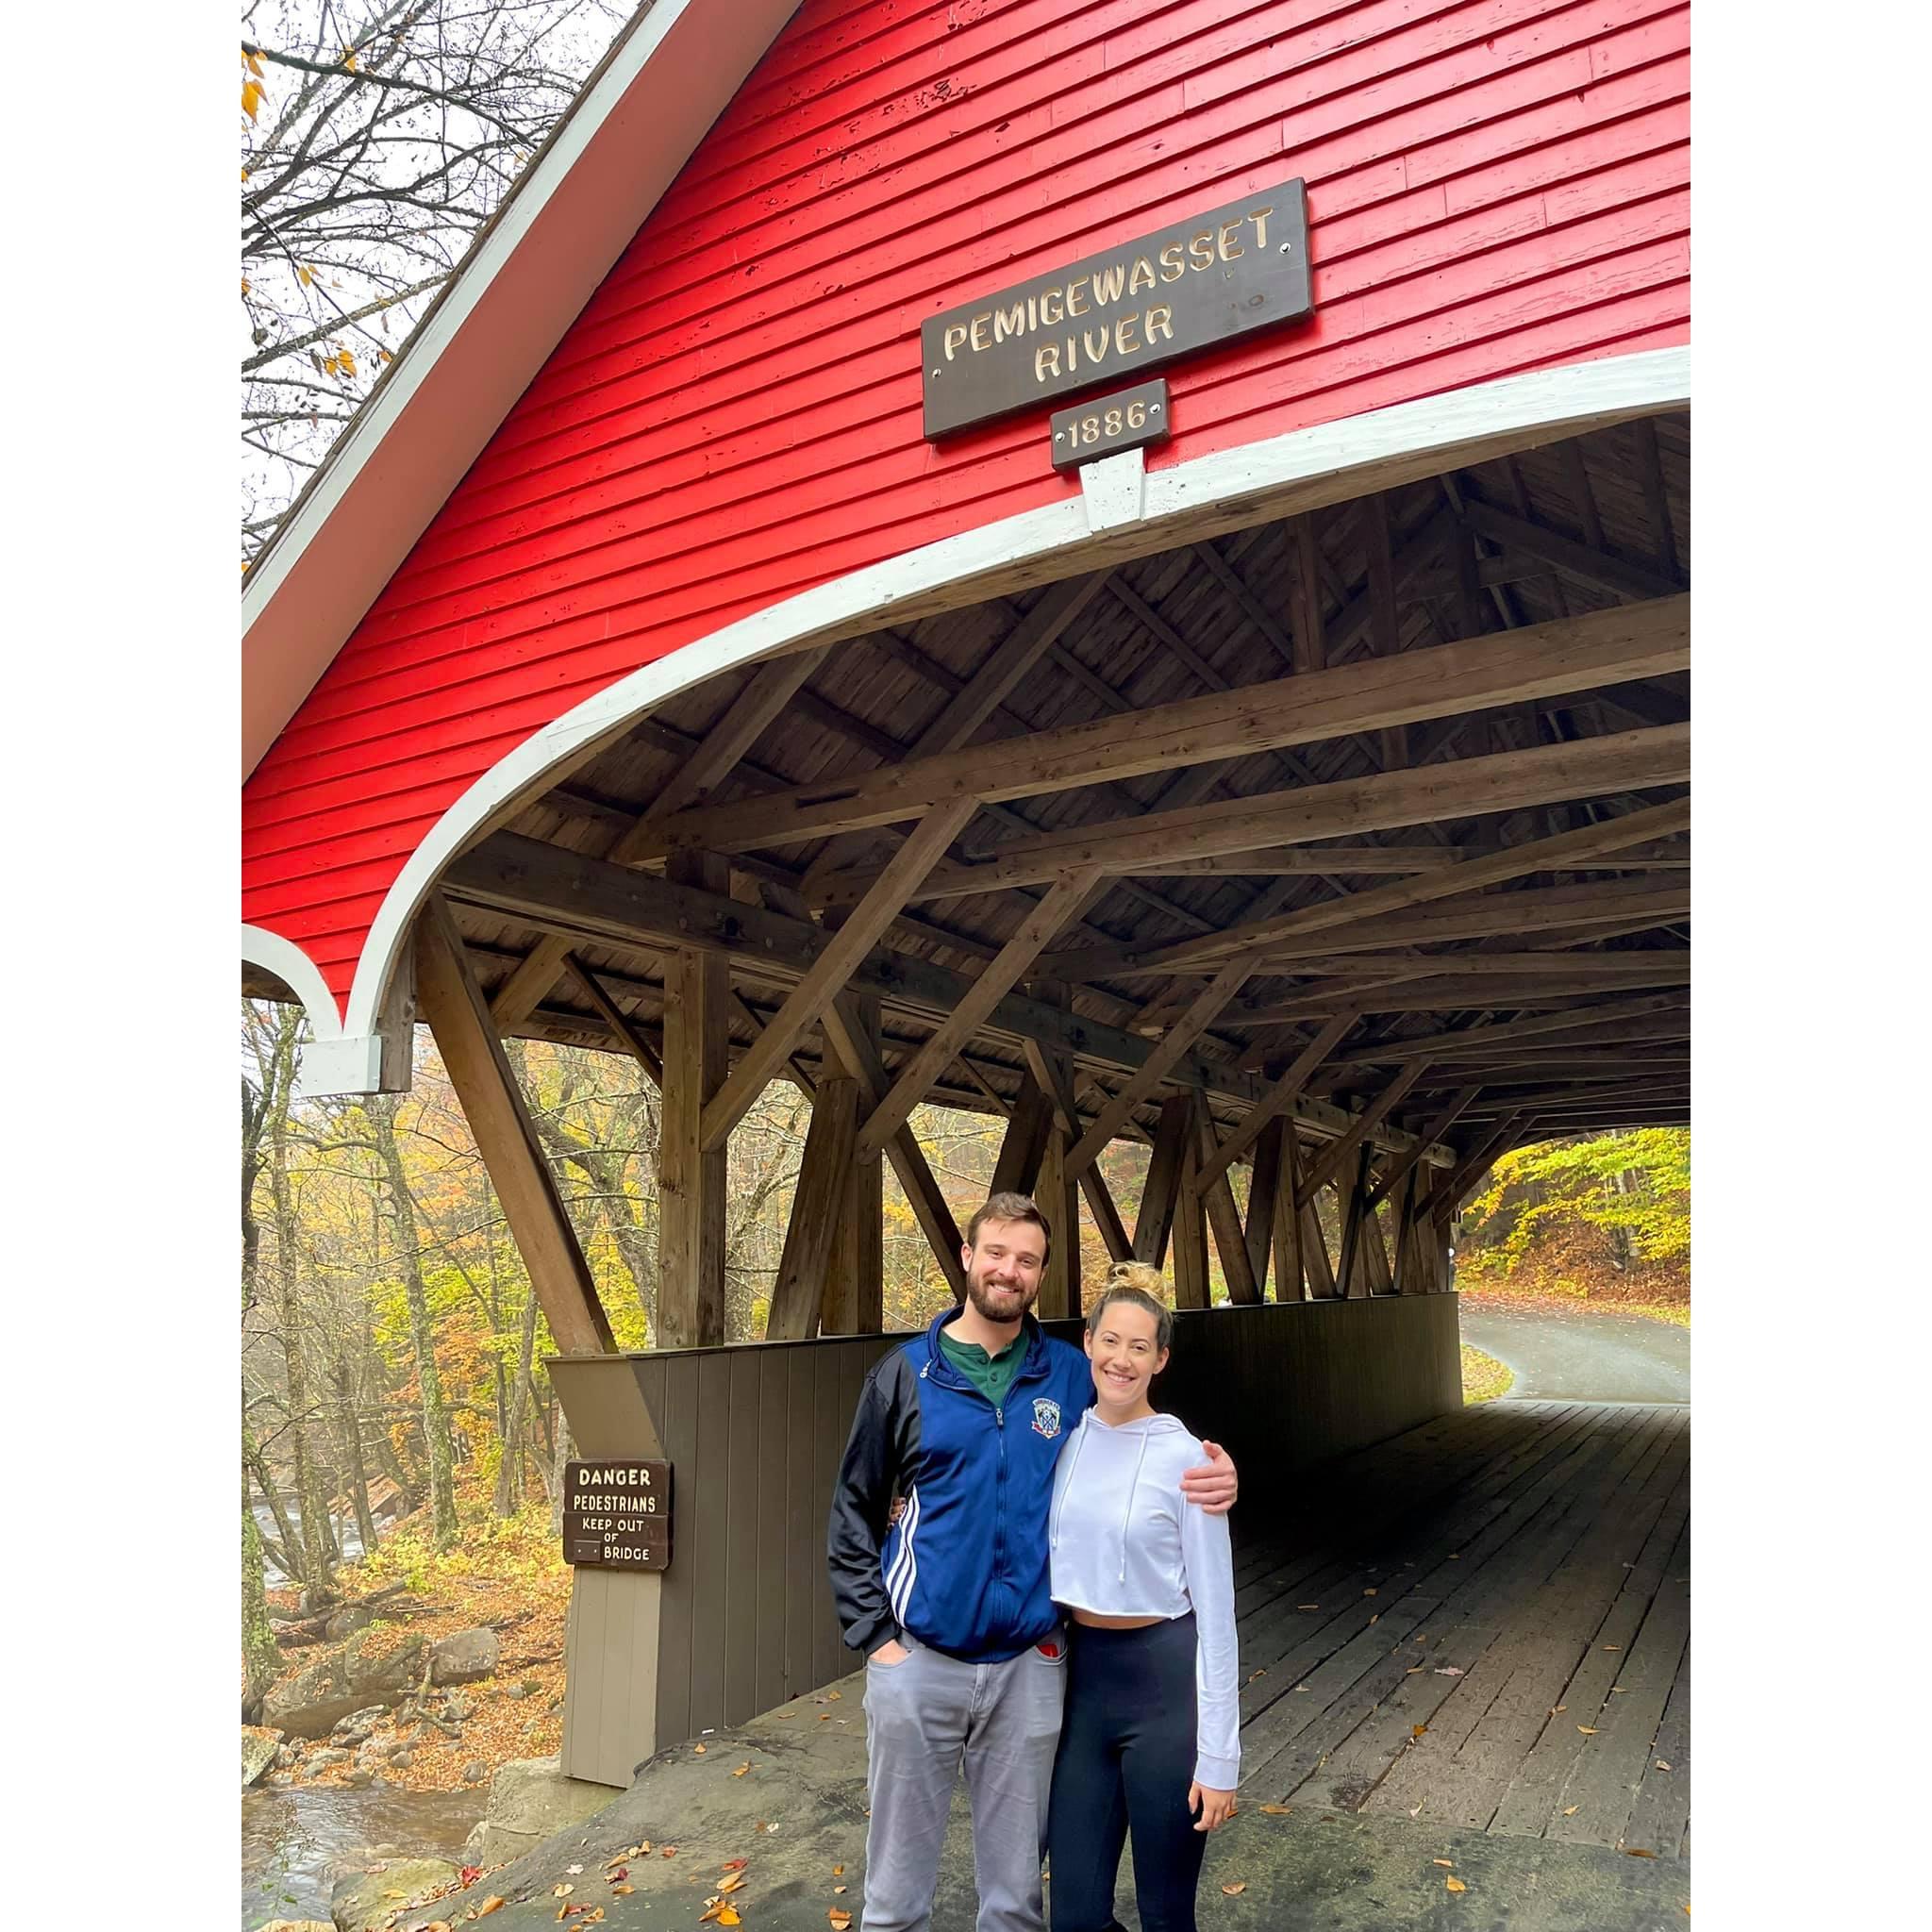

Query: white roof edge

[241,0,805,782]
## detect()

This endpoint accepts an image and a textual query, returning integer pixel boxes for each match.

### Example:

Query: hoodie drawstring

[1119,1431,1152,1582]
[1050,1417,1090,1552]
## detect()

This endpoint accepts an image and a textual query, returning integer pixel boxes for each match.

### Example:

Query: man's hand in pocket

[870,1639,909,1666]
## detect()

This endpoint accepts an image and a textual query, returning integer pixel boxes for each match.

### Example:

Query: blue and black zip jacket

[828,1307,1095,1664]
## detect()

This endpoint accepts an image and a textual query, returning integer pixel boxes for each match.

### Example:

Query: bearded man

[827,1192,1238,1932]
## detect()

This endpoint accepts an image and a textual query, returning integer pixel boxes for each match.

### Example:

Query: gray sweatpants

[860,1631,1067,1932]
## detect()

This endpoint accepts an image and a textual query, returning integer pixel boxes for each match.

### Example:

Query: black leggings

[1046,1613,1206,1932]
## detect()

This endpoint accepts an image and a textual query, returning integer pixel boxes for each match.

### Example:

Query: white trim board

[241,0,805,782]
[262,345,1688,1089]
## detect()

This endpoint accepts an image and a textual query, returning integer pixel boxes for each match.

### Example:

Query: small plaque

[1050,379,1171,473]
[563,1457,673,1573]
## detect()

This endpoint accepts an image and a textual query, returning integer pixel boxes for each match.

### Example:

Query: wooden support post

[1173,1121,1210,1310]
[1271,1126,1307,1301]
[1197,1008,1358,1186]
[658,853,728,1348]
[1134,1093,1191,1266]
[1335,1144,1376,1300]
[991,1081,1055,1196]
[1243,1116,1284,1297]
[765,1075,857,1340]
[823,991,963,1299]
[824,1003,885,1333]
[1300,1062,1430,1200]
[1022,1003,1131,1264]
[1360,1187,1396,1294]
[1195,1100,1260,1305]
[1392,1166,1433,1294]
[1036,1126,1081,1320]
[1299,1153,1340,1300]
[412,895,614,1356]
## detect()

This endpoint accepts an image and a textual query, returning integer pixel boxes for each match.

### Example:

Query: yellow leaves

[829,1911,854,1929]
[718,1874,746,1895]
[242,77,265,121]
[1576,1725,1599,1736]
[1445,1876,1467,1893]
[242,278,251,297]
[1410,1724,1428,1740]
[732,1762,751,1777]
[298,264,313,286]
[1656,1759,1673,1771]
[1258,1805,1291,1816]
[242,167,251,181]
[553,1884,575,1897]
[610,1885,634,1896]
[1562,1806,1580,1817]
[717,1912,741,1927]
[1363,1589,1377,1597]
[1433,1858,1455,1869]
[831,1866,844,1877]
[343,49,358,71]
[1220,1882,1247,1894]
[473,1900,506,1919]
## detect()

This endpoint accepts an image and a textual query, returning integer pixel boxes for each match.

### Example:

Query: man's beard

[964,1265,1039,1324]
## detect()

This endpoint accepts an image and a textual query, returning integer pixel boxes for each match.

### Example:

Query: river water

[242,1782,486,1929]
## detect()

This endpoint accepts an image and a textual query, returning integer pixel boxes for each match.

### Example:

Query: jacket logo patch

[1031,1397,1062,1440]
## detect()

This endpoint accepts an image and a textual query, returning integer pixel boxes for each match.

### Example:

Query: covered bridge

[241,0,1690,1816]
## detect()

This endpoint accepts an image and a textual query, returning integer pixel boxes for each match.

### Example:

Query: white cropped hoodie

[1047,1409,1241,1790]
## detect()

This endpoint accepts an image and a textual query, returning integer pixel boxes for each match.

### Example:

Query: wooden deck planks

[1228,1402,1690,1858]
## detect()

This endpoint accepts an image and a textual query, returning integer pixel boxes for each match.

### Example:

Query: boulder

[332,1706,387,1739]
[344,1768,375,1788]
[459,1754,616,1867]
[307,1748,351,1771]
[324,1604,373,1641]
[328,1857,458,1932]
[461,1761,488,1784]
[242,1727,282,1789]
[429,1627,500,1686]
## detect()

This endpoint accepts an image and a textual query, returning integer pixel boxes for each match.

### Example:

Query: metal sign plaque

[922,177,1310,440]
[563,1458,672,1573]
[1050,379,1172,473]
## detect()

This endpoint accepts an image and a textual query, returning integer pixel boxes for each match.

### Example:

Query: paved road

[1458,1305,1689,1404]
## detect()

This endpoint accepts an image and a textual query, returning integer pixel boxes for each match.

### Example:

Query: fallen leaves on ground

[1258,1805,1291,1816]
[1433,1858,1454,1868]
[1445,1876,1467,1893]
[1656,1759,1673,1771]
[1562,1806,1579,1817]
[1221,1882,1247,1895]
[694,1743,708,1754]
[722,1859,749,1873]
[610,1885,634,1896]
[829,1910,854,1929]
[1411,1724,1428,1740]
[1576,1726,1599,1736]
[553,1884,574,1897]
[1297,1604,1320,1610]
[733,1762,752,1776]
[718,1874,746,1894]
[1434,1666,1464,1677]
[1363,1589,1377,1597]
[1626,1848,1657,1858]
[474,1902,506,1920]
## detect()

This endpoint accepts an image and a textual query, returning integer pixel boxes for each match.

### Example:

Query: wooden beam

[1195,1098,1261,1306]
[1334,1144,1374,1298]
[563,954,664,1086]
[1196,1009,1360,1187]
[1436,1114,1527,1215]
[1097,838,1686,877]
[1134,1093,1192,1267]
[1330,992,1689,1067]
[1036,1124,1082,1320]
[1068,796,1691,977]
[1457,498,1684,603]
[1290,515,1326,674]
[1243,1115,1285,1295]
[1023,1017,1132,1263]
[711,597,1690,862]
[854,866,1104,1159]
[700,798,977,1153]
[823,991,965,1298]
[1066,957,1257,1174]
[801,574,1109,891]
[1302,1062,1430,1199]
[1172,1108,1210,1310]
[446,829,1459,1169]
[413,896,614,1356]
[764,1078,858,1341]
[658,853,729,1348]
[490,646,828,1027]
[1271,1124,1307,1301]
[876,724,1690,907]
[1366,1087,1484,1211]
[823,1003,885,1333]
[990,1081,1055,1196]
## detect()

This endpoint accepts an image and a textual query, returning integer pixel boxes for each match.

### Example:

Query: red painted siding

[242,0,1690,1008]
